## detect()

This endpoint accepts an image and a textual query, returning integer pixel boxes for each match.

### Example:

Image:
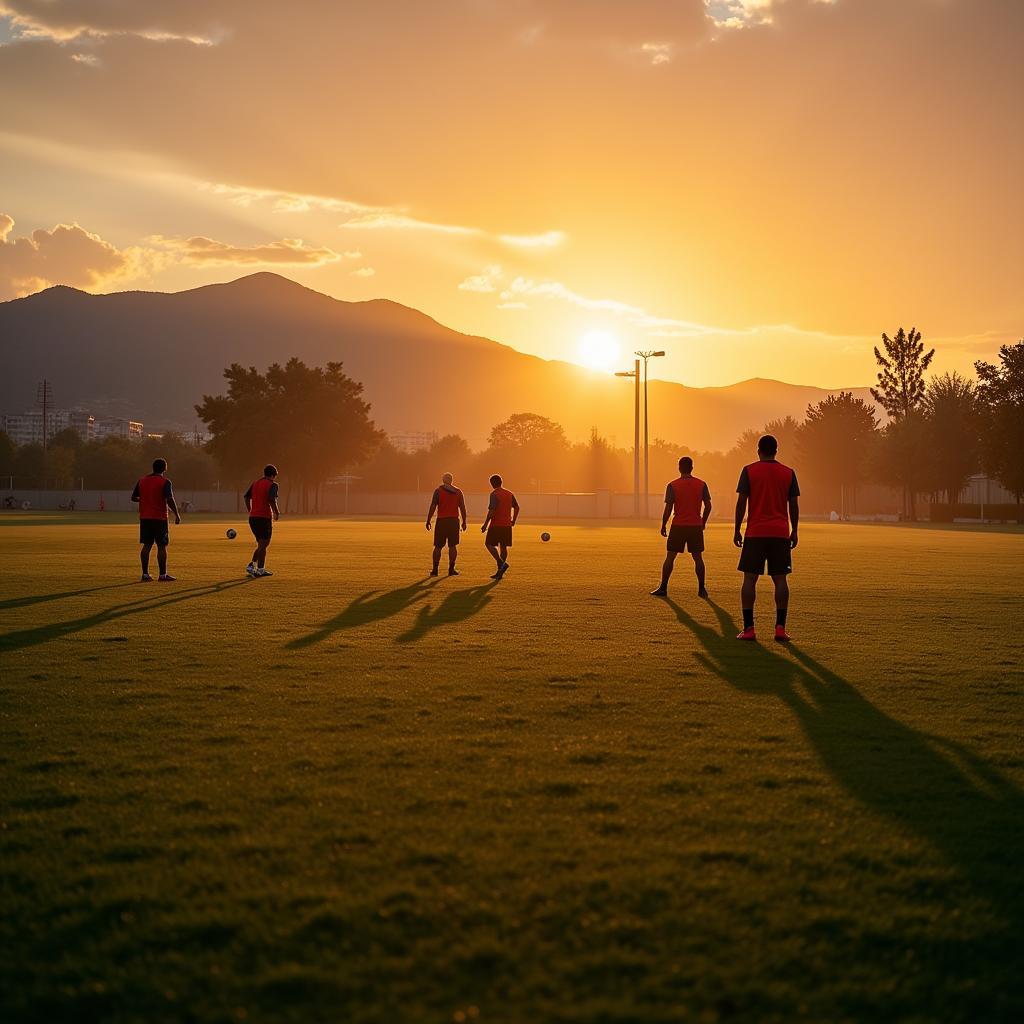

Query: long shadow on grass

[0,582,137,612]
[396,582,497,643]
[667,596,1024,1016]
[0,580,249,652]
[286,578,441,649]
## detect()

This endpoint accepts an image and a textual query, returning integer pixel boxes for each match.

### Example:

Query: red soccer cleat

[736,627,757,641]
[774,625,792,643]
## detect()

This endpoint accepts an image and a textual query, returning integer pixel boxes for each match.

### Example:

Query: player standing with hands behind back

[734,435,799,642]
[245,465,280,578]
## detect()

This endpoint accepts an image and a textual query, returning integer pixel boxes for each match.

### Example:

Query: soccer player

[244,465,281,577]
[425,472,467,576]
[652,456,712,598]
[733,434,800,642]
[481,474,520,580]
[130,457,181,582]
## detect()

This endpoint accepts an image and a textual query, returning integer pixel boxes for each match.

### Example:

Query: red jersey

[737,460,800,538]
[434,485,464,519]
[134,474,171,520]
[489,487,518,527]
[245,477,279,518]
[666,476,710,527]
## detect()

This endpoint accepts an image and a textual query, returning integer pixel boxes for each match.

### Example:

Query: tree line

[1,337,1021,519]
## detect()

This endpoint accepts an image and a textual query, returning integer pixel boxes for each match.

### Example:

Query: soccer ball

[540,531,551,542]
[226,528,237,539]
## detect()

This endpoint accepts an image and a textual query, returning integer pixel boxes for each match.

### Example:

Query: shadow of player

[665,596,1024,1017]
[286,578,441,649]
[0,579,250,653]
[396,582,497,644]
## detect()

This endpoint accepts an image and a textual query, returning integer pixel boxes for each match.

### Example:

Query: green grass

[1,515,1022,1023]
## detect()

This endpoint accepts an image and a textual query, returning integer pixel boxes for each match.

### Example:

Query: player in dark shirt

[733,435,800,642]
[130,457,181,581]
[244,465,281,577]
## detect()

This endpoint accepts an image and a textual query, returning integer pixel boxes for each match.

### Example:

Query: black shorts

[485,525,513,547]
[738,536,792,575]
[434,518,461,547]
[249,516,273,542]
[667,524,704,553]
[139,519,169,546]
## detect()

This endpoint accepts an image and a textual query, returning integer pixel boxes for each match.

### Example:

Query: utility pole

[614,361,641,514]
[634,351,665,517]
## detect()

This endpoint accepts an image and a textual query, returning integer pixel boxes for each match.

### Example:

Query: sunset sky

[1,0,1021,388]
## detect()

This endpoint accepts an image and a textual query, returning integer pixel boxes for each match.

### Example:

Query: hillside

[0,273,875,452]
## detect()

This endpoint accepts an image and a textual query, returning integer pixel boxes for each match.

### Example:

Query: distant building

[1,408,95,445]
[94,418,145,442]
[390,429,438,454]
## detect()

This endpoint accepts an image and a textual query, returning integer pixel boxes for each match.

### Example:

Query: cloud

[0,1,220,45]
[350,266,375,277]
[639,42,673,65]
[202,181,565,248]
[0,213,133,297]
[147,234,341,266]
[498,231,565,248]
[458,265,504,293]
[704,0,775,30]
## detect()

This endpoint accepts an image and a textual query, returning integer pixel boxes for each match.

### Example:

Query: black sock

[776,607,788,628]
[742,608,754,630]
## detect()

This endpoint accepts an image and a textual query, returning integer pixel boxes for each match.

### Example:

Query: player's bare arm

[270,497,281,522]
[459,494,468,531]
[702,496,713,528]
[167,494,182,526]
[734,494,747,547]
[660,499,672,537]
[425,494,438,530]
[511,497,520,527]
[480,508,492,533]
[789,496,800,548]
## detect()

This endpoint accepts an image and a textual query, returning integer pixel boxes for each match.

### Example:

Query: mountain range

[0,273,875,452]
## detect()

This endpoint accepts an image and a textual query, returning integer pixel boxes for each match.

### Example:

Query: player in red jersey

[425,472,467,576]
[130,458,181,582]
[481,474,520,580]
[244,465,281,577]
[733,434,800,642]
[651,456,712,598]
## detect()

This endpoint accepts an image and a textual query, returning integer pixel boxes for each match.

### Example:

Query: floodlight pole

[615,362,641,515]
[635,351,665,518]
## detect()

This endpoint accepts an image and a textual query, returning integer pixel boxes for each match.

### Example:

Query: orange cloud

[147,234,341,266]
[0,213,131,298]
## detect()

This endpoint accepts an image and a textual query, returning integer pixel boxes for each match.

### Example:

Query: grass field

[1,514,1022,1023]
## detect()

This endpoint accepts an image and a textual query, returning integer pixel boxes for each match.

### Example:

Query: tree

[975,341,1024,517]
[870,327,935,518]
[51,427,84,453]
[0,431,15,478]
[197,359,383,513]
[486,413,570,491]
[920,372,979,503]
[13,443,45,487]
[870,327,935,418]
[797,392,879,514]
[488,413,567,451]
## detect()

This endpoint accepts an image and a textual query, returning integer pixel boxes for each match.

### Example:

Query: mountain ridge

[0,274,877,451]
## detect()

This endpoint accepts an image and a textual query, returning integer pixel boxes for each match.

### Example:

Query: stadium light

[635,350,666,518]
[615,365,640,515]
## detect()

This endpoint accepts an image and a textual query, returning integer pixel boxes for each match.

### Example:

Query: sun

[577,329,621,372]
